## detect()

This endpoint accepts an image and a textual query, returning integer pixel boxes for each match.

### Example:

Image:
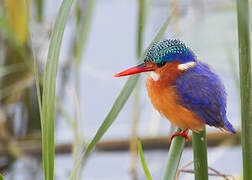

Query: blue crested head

[146,39,196,64]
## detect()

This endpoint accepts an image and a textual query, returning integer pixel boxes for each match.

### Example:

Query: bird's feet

[170,128,190,142]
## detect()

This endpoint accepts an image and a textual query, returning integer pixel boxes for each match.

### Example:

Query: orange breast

[145,62,204,131]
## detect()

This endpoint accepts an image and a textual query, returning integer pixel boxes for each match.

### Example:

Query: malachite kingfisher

[114,39,236,141]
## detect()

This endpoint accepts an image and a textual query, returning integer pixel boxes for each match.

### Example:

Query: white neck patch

[145,71,160,81]
[178,61,196,71]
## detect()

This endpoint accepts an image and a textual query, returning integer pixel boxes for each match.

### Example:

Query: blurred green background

[0,0,244,179]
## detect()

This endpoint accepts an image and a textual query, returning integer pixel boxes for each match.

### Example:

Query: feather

[175,62,236,133]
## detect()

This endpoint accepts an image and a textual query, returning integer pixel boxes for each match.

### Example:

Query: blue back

[175,62,236,133]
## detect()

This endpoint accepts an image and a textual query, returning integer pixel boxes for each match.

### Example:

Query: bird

[114,39,236,141]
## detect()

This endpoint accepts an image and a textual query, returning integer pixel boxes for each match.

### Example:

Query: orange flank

[146,61,204,131]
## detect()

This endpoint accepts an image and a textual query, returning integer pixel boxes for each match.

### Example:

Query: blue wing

[175,62,236,133]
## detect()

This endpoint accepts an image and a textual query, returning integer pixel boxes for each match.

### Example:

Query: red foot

[170,128,190,142]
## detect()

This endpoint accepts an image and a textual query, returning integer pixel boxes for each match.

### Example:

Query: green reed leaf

[137,139,152,180]
[82,11,174,161]
[236,0,252,179]
[41,0,74,179]
[192,129,208,180]
[161,128,186,180]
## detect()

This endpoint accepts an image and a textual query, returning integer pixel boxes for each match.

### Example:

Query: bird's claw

[170,128,190,142]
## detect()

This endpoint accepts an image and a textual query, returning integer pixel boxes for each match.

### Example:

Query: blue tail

[224,120,236,134]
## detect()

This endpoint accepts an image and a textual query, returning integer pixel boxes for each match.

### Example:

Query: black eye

[156,61,166,67]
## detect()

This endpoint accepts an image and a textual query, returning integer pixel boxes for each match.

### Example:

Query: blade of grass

[161,128,186,180]
[24,0,43,121]
[83,74,139,156]
[71,1,97,179]
[40,0,74,179]
[71,87,83,180]
[75,0,96,66]
[0,174,4,180]
[69,11,174,178]
[82,12,174,160]
[192,128,208,180]
[36,0,43,22]
[67,14,175,178]
[136,0,146,58]
[137,139,153,180]
[130,83,140,179]
[130,0,147,178]
[236,0,252,179]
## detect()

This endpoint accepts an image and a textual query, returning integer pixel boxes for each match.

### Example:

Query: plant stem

[75,0,96,66]
[41,0,74,179]
[236,0,252,179]
[192,128,208,180]
[130,0,146,178]
[70,1,96,178]
[36,0,43,22]
[137,0,146,58]
[130,83,140,180]
[81,12,174,164]
[162,128,186,180]
[137,139,153,180]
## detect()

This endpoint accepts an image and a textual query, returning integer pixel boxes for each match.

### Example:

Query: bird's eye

[156,61,167,67]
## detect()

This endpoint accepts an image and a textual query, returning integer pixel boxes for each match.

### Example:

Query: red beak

[114,63,155,77]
